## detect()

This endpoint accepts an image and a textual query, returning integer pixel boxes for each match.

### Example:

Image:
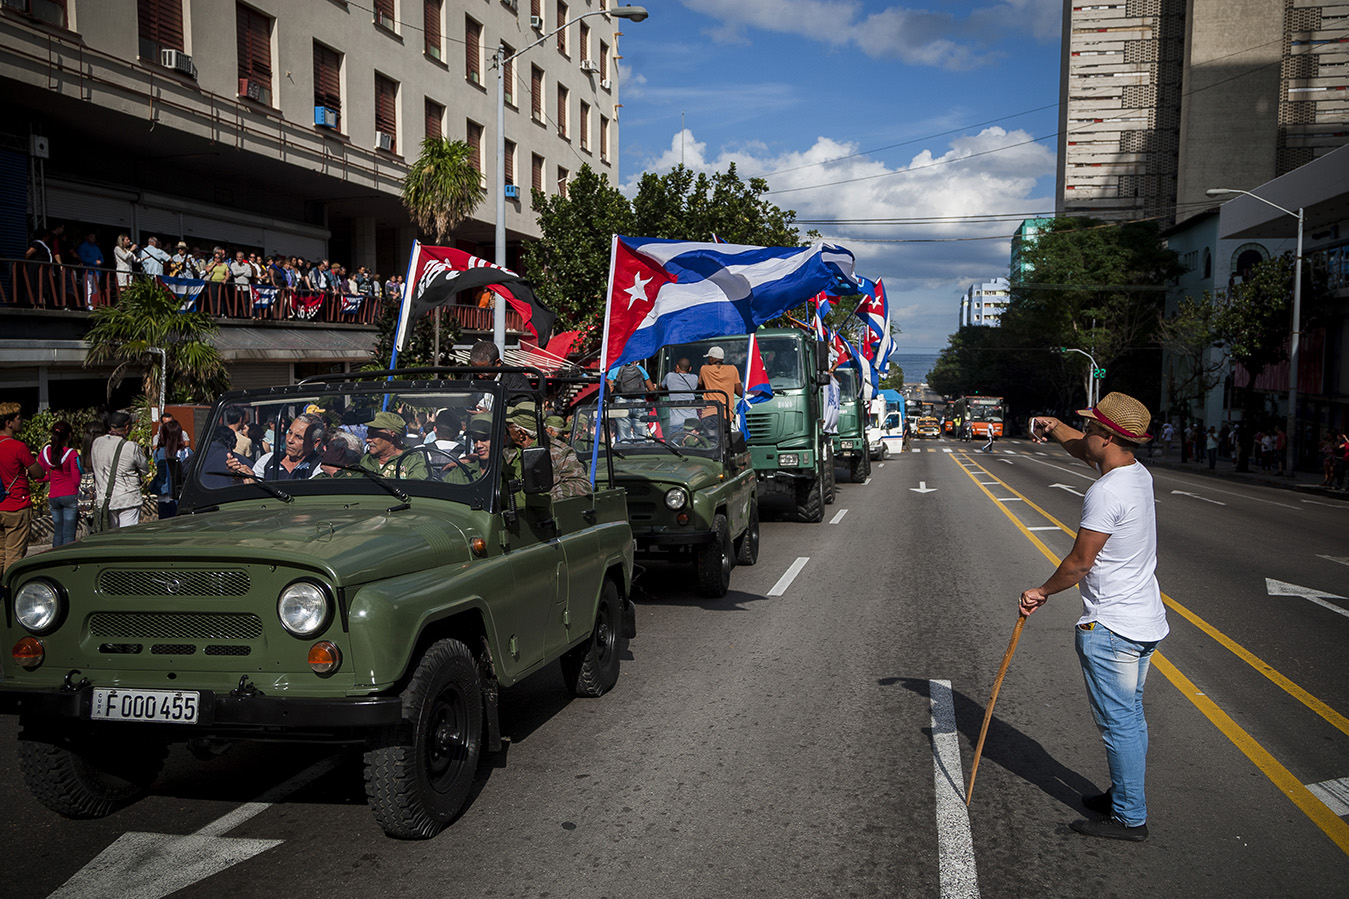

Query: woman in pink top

[40,420,82,546]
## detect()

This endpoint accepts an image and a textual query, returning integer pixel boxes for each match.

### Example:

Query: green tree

[83,278,228,403]
[631,163,800,246]
[521,164,635,339]
[1157,294,1227,462]
[878,366,906,391]
[369,297,460,369]
[401,138,487,243]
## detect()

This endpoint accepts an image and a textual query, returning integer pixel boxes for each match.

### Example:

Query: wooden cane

[965,613,1027,806]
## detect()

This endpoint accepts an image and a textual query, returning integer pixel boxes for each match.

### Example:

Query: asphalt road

[2,438,1347,898]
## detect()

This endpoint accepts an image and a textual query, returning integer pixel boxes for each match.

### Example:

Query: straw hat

[1078,392,1152,443]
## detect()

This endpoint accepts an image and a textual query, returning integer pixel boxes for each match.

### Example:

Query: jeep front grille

[89,612,264,641]
[98,569,251,597]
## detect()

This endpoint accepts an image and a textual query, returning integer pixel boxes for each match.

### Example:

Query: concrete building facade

[959,277,1009,327]
[0,0,626,409]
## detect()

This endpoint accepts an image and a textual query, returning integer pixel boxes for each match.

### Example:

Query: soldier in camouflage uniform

[504,403,591,500]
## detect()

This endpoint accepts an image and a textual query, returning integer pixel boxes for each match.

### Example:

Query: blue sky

[612,0,1064,354]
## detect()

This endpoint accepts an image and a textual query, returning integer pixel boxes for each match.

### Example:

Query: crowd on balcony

[10,223,404,325]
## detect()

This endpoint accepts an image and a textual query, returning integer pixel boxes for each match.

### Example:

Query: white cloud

[626,125,1056,349]
[678,0,1060,70]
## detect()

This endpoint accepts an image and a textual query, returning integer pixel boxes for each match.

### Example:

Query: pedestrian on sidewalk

[1,402,45,574]
[1205,426,1218,470]
[90,412,149,529]
[1161,421,1173,455]
[39,420,82,546]
[1021,392,1168,842]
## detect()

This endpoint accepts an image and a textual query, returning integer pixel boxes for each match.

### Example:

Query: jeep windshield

[571,398,725,460]
[657,335,806,391]
[183,381,509,511]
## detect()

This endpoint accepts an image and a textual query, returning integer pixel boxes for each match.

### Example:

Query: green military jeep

[0,369,635,839]
[572,391,758,598]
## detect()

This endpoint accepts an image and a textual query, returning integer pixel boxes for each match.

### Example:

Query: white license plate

[91,688,200,724]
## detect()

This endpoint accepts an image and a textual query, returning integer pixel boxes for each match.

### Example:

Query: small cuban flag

[341,293,364,314]
[252,285,280,309]
[735,331,775,438]
[160,276,207,313]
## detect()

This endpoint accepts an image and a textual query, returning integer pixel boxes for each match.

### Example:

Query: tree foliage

[521,165,635,340]
[83,278,228,403]
[401,138,487,243]
[631,163,800,246]
[369,297,461,370]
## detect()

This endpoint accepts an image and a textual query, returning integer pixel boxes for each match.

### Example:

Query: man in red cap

[1020,392,1168,843]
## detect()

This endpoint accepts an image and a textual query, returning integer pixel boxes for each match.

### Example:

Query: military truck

[576,391,758,598]
[831,365,871,482]
[0,368,635,839]
[654,328,835,523]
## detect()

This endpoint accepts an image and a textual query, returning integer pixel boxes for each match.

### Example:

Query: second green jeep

[574,391,758,598]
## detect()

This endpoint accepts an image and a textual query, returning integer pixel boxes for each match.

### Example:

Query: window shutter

[580,22,589,60]
[236,5,272,90]
[425,99,443,140]
[138,0,184,53]
[532,154,543,193]
[313,43,342,121]
[373,0,394,27]
[600,115,609,161]
[466,18,481,82]
[375,74,398,150]
[467,121,482,173]
[556,2,567,53]
[531,66,543,121]
[600,42,608,80]
[557,84,567,136]
[580,102,589,149]
[424,0,442,58]
[505,141,516,185]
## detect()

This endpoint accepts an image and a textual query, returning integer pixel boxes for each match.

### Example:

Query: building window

[556,84,568,138]
[425,98,444,140]
[375,73,398,153]
[8,0,67,29]
[373,0,396,32]
[600,114,609,163]
[579,21,589,62]
[505,140,517,187]
[579,101,590,151]
[556,2,568,55]
[138,0,184,61]
[424,0,443,60]
[236,4,273,105]
[466,120,483,176]
[313,41,343,130]
[532,153,544,194]
[531,65,544,122]
[465,16,482,84]
[556,166,569,198]
[600,41,608,81]
[502,43,516,105]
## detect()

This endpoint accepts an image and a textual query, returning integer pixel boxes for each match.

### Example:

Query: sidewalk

[1137,447,1348,502]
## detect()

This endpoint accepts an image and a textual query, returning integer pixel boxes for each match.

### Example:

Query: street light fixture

[492,5,649,353]
[1060,346,1100,409]
[1205,187,1304,477]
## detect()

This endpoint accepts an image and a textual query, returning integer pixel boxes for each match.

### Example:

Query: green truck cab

[0,369,635,839]
[831,366,871,483]
[654,328,836,523]
[576,391,759,598]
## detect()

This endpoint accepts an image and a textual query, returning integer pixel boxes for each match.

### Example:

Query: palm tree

[401,137,487,243]
[84,277,229,403]
[401,137,488,362]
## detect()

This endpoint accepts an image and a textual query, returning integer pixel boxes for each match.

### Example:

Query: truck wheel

[19,731,166,818]
[734,500,760,566]
[695,513,734,598]
[795,472,824,523]
[562,579,623,696]
[364,637,484,839]
[823,450,837,505]
[856,450,872,481]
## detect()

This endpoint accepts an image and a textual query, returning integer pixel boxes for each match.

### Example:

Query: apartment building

[0,0,625,407]
[959,277,1009,327]
[1056,0,1349,225]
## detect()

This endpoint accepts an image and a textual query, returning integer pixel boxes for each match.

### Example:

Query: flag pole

[384,240,422,411]
[590,235,620,487]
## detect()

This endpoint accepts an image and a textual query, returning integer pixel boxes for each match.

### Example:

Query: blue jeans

[1075,623,1160,826]
[48,494,78,546]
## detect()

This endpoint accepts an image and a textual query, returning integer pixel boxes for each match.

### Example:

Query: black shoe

[1071,815,1148,842]
[1082,790,1112,815]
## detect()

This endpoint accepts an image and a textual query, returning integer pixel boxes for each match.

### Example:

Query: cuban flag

[835,328,875,401]
[341,293,364,314]
[853,277,895,377]
[602,236,859,369]
[252,285,280,309]
[735,331,775,437]
[160,276,207,313]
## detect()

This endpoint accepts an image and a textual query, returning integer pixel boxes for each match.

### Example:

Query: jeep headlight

[15,579,63,634]
[277,580,333,637]
[664,487,688,510]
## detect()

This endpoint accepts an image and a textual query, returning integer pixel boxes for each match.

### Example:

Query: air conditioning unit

[160,48,197,79]
[600,78,611,90]
[314,106,339,128]
[376,130,395,151]
[504,184,520,199]
[530,15,543,29]
[238,78,270,104]
[580,59,599,73]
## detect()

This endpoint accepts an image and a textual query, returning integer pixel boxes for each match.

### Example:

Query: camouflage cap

[544,415,566,431]
[466,412,493,435]
[505,402,538,434]
[364,410,406,434]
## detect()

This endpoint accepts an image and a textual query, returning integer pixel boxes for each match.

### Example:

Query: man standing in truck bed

[697,346,742,422]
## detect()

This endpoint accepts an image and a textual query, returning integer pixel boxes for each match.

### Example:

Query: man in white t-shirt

[1020,392,1167,843]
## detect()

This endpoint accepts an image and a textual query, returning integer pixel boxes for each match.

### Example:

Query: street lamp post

[492,5,649,354]
[1060,346,1099,409]
[1206,187,1304,477]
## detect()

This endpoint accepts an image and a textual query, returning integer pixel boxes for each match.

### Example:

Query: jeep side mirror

[520,445,554,495]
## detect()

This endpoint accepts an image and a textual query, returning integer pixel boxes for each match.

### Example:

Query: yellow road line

[948,451,1349,855]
